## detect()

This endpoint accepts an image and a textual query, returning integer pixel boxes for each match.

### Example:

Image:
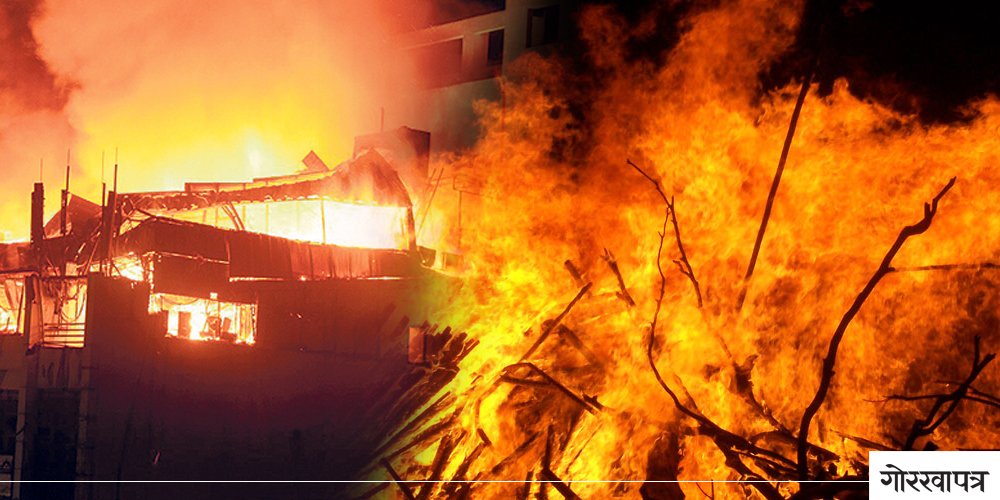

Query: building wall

[9,271,457,500]
[393,0,578,155]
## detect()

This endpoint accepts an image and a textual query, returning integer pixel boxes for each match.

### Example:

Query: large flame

[1,0,435,240]
[375,0,1000,497]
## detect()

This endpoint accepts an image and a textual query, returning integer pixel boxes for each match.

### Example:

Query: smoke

[1,0,433,239]
[0,0,77,241]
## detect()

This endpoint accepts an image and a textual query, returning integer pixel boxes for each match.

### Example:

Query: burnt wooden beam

[520,282,593,362]
[539,468,582,500]
[500,362,602,414]
[380,458,417,500]
[601,248,635,307]
[564,260,585,288]
[554,325,603,367]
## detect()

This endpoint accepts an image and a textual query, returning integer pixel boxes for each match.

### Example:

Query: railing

[42,323,85,348]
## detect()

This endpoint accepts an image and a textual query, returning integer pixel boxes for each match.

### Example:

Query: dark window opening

[487,29,504,66]
[429,0,505,26]
[526,6,559,48]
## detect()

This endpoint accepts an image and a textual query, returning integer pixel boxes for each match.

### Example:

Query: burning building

[0,145,466,499]
[4,0,1000,499]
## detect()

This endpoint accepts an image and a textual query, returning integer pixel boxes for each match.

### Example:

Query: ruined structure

[0,147,456,499]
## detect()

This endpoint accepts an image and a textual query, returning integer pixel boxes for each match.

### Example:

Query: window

[526,6,559,48]
[487,29,504,66]
[410,38,464,88]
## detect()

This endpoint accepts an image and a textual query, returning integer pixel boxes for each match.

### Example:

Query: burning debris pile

[357,1,1000,498]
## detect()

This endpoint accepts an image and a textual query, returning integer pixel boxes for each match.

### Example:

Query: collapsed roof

[120,149,413,213]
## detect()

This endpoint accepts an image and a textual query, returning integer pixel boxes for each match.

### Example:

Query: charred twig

[902,335,996,450]
[626,159,703,308]
[380,458,417,500]
[540,468,583,500]
[416,433,459,500]
[796,177,956,478]
[636,164,787,500]
[601,248,635,307]
[694,481,715,500]
[500,362,602,413]
[564,260,585,288]
[736,61,816,312]
[520,283,593,362]
[878,393,1000,411]
[886,262,1000,273]
[832,430,893,451]
[554,325,603,367]
[442,441,489,498]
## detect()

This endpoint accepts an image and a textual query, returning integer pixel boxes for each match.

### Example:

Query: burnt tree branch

[902,335,996,450]
[602,248,636,307]
[627,159,703,308]
[796,177,956,479]
[634,162,787,500]
[520,282,593,362]
[737,62,816,312]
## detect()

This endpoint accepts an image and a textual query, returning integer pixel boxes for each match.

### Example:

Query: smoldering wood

[488,430,541,476]
[564,260,585,288]
[520,282,593,362]
[415,432,460,500]
[601,248,635,307]
[476,427,493,446]
[901,335,996,450]
[554,324,603,367]
[796,176,956,478]
[500,362,602,414]
[539,468,582,500]
[369,406,462,476]
[380,457,417,500]
[517,470,534,500]
[886,262,1000,273]
[441,441,488,498]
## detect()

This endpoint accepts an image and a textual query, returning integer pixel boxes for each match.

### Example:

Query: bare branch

[520,282,593,362]
[602,248,636,307]
[887,262,1000,273]
[626,159,703,308]
[796,177,957,479]
[902,335,996,450]
[737,64,816,312]
[631,159,788,500]
[380,457,417,500]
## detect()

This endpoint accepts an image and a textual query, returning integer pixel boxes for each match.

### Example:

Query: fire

[149,292,256,344]
[1,0,434,240]
[364,1,1000,498]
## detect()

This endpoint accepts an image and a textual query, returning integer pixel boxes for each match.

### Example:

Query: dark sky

[604,0,1000,123]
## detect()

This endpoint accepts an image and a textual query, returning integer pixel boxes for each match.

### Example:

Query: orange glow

[149,292,256,344]
[1,0,433,241]
[167,200,409,249]
[374,1,1000,497]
